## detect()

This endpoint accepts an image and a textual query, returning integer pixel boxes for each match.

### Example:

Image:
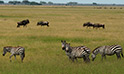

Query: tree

[0,0,4,4]
[67,2,78,5]
[22,0,30,4]
[40,1,47,5]
[30,1,41,5]
[93,2,97,5]
[48,1,53,5]
[8,1,21,5]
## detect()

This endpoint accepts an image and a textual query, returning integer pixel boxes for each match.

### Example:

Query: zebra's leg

[71,58,75,62]
[68,56,71,60]
[86,57,90,63]
[83,56,87,62]
[104,55,106,59]
[14,54,16,60]
[20,54,24,62]
[75,57,78,62]
[101,54,105,61]
[9,54,14,62]
[116,53,121,59]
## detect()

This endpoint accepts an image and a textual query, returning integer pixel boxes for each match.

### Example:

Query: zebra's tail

[23,52,25,58]
[121,52,124,58]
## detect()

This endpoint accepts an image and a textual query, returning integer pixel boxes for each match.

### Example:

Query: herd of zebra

[17,19,49,28]
[83,22,105,29]
[3,40,122,63]
[61,40,123,63]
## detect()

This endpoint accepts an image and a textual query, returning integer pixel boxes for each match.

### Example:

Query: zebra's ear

[69,43,70,45]
[64,40,66,42]
[61,40,63,42]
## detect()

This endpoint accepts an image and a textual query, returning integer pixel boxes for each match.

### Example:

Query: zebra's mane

[92,46,101,53]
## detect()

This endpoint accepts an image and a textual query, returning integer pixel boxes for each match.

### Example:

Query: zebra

[64,42,91,62]
[61,40,72,60]
[91,45,124,61]
[3,46,25,62]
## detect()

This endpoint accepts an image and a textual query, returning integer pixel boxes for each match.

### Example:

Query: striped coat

[91,45,123,61]
[65,43,91,62]
[3,46,25,62]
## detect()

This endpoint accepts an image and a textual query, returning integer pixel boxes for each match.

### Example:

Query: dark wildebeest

[3,46,25,62]
[83,22,94,28]
[93,24,105,29]
[17,19,30,28]
[37,21,49,27]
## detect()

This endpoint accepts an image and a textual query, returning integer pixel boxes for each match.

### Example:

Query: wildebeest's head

[102,24,105,29]
[26,19,29,23]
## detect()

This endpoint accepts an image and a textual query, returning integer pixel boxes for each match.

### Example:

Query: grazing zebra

[91,45,123,61]
[62,42,91,62]
[3,46,25,62]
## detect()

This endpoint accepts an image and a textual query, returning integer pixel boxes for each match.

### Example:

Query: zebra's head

[91,53,96,61]
[61,40,66,50]
[3,46,11,56]
[65,43,71,52]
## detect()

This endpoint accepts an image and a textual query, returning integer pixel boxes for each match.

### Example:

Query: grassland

[0,5,124,74]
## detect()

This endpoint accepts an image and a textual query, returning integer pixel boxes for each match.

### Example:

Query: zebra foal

[91,45,124,61]
[3,46,25,62]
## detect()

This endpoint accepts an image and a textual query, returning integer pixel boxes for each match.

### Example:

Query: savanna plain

[0,5,124,74]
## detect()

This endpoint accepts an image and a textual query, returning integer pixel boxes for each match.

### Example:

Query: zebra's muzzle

[3,54,5,56]
[62,47,65,50]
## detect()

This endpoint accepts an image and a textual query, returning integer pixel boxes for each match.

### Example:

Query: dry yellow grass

[0,5,124,74]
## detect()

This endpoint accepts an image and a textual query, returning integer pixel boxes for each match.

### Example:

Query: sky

[4,0,124,4]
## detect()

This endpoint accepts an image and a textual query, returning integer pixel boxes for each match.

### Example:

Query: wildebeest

[83,22,105,29]
[93,24,105,29]
[3,46,25,62]
[61,40,91,62]
[91,45,123,61]
[37,21,49,27]
[17,19,29,28]
[83,22,94,28]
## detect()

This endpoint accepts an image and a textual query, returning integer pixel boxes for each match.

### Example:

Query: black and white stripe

[61,40,91,62]
[3,46,25,62]
[91,45,123,61]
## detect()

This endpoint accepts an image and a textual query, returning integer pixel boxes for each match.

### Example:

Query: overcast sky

[4,0,124,4]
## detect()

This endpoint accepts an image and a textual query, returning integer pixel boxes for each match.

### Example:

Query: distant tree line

[0,0,88,5]
[0,0,54,5]
[0,0,124,6]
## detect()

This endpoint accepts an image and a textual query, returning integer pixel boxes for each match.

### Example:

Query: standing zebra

[62,41,91,62]
[3,46,25,62]
[91,45,123,61]
[61,40,71,60]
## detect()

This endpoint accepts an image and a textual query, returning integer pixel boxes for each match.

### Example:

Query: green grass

[0,5,124,74]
